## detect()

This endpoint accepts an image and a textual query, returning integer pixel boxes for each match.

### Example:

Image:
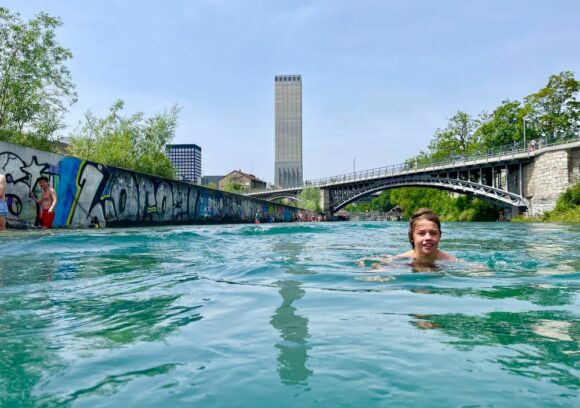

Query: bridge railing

[248,134,580,193]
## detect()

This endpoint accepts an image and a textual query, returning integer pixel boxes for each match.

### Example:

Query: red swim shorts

[39,209,55,229]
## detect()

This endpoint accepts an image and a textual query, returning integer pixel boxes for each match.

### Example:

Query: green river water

[0,221,579,407]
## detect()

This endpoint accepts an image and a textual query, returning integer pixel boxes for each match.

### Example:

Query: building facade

[219,170,267,191]
[166,144,202,183]
[275,75,303,188]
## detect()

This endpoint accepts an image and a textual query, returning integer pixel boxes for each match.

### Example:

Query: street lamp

[523,116,527,148]
[353,157,357,174]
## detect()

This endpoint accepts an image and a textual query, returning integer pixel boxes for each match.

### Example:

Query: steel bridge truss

[327,175,529,212]
[248,139,580,213]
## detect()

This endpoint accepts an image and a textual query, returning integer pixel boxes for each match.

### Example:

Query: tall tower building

[275,75,303,188]
[166,144,202,183]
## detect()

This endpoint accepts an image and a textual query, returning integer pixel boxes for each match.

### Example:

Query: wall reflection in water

[271,280,313,385]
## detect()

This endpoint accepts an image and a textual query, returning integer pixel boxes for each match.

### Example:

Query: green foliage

[389,188,452,219]
[475,100,530,150]
[553,183,580,212]
[542,184,580,222]
[345,188,498,221]
[411,71,580,165]
[524,71,580,142]
[0,128,54,151]
[545,206,580,223]
[67,100,179,178]
[504,184,580,223]
[344,190,393,212]
[431,111,479,157]
[0,7,77,149]
[222,181,243,192]
[297,186,321,212]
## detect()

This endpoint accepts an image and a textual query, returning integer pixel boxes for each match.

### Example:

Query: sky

[3,0,580,183]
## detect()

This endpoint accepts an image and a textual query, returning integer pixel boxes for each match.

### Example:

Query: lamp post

[353,157,357,174]
[523,116,527,148]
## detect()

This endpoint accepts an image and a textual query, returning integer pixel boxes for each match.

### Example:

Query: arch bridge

[247,139,580,215]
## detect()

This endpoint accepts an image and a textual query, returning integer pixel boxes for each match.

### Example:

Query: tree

[344,190,394,212]
[67,100,179,178]
[524,71,580,142]
[297,186,321,212]
[0,7,77,148]
[432,111,479,157]
[475,100,530,150]
[388,187,499,221]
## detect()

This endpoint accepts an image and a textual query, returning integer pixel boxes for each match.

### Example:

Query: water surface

[0,222,579,407]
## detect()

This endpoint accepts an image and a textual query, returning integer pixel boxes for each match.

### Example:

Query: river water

[0,221,579,407]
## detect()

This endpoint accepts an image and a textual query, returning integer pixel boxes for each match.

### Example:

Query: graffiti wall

[0,142,304,228]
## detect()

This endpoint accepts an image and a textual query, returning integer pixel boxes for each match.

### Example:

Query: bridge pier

[319,188,330,213]
[524,147,580,215]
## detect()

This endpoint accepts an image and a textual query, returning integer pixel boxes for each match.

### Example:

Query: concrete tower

[275,75,303,188]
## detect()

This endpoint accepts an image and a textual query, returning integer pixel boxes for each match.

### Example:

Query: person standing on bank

[0,174,7,230]
[393,208,456,264]
[29,176,57,229]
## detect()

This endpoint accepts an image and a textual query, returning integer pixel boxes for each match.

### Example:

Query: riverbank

[514,183,580,223]
[513,207,580,223]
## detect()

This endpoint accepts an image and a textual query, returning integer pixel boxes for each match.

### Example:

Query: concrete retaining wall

[524,147,579,215]
[0,141,306,228]
[571,147,580,185]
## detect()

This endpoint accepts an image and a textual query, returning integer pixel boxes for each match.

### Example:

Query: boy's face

[412,220,441,257]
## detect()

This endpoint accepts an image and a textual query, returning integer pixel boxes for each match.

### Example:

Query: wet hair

[38,176,49,183]
[408,208,441,248]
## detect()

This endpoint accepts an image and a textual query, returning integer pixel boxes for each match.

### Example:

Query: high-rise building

[166,144,202,183]
[275,75,303,188]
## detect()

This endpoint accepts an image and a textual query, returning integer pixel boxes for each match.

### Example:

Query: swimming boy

[0,174,7,230]
[358,208,456,269]
[393,208,456,264]
[29,176,57,229]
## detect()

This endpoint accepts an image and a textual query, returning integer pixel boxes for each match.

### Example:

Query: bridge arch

[264,194,299,202]
[330,175,528,213]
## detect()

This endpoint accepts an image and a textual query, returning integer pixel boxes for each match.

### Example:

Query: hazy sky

[4,1,580,183]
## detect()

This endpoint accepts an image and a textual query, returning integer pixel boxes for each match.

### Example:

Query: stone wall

[571,147,580,184]
[524,148,577,215]
[0,141,307,228]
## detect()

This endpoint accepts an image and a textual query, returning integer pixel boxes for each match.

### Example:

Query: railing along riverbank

[249,135,580,193]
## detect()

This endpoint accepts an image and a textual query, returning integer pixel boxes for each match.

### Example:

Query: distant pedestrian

[0,174,7,230]
[29,176,57,229]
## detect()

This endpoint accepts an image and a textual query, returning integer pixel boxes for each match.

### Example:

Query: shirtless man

[29,176,57,229]
[0,174,7,230]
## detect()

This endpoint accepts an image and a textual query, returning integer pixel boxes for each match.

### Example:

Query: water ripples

[0,221,579,407]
